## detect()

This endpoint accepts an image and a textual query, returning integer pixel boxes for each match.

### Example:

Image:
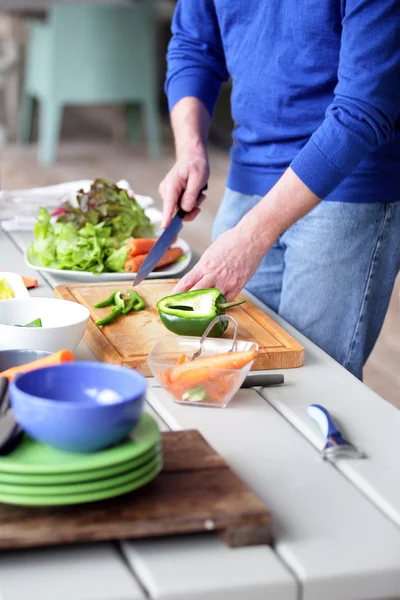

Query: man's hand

[173,226,266,301]
[160,97,211,229]
[159,151,209,229]
[173,168,321,300]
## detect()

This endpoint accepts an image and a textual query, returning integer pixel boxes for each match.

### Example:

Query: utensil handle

[176,184,208,219]
[0,376,9,415]
[241,374,284,388]
[307,404,341,439]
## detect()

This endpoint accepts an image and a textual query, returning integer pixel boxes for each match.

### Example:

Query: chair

[0,37,18,147]
[18,3,162,164]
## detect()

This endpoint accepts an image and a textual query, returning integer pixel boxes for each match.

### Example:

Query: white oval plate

[24,238,192,282]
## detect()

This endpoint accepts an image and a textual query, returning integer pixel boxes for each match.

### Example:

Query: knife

[133,185,208,287]
[0,409,23,455]
[153,373,284,390]
[307,404,365,461]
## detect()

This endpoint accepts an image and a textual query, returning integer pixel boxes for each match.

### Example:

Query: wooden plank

[54,279,304,376]
[0,430,271,551]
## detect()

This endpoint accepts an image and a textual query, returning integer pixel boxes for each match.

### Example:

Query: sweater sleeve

[290,0,400,199]
[165,0,229,117]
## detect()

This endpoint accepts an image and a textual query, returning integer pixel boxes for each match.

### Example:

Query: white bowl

[0,272,30,299]
[0,298,90,353]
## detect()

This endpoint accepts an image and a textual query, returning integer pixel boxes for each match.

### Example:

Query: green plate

[0,442,161,485]
[0,413,160,475]
[0,452,162,496]
[0,459,162,506]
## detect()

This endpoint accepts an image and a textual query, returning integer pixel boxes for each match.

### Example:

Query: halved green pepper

[157,288,245,337]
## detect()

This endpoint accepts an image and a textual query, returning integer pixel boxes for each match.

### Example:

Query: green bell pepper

[157,288,246,338]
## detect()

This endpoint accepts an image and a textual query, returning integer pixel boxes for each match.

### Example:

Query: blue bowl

[0,349,51,371]
[10,362,146,454]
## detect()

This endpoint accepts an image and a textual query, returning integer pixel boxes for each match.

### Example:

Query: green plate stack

[0,413,162,506]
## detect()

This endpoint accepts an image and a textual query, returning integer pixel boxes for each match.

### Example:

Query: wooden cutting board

[55,279,304,376]
[0,430,272,550]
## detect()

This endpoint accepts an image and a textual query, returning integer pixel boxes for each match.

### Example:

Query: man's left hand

[172,226,266,301]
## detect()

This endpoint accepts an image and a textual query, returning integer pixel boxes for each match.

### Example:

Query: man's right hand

[159,150,209,229]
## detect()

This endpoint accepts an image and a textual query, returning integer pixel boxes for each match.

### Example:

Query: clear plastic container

[147,335,258,408]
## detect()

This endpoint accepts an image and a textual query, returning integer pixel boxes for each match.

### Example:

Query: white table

[1,227,400,600]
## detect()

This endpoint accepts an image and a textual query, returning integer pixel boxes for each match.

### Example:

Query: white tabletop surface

[1,227,400,600]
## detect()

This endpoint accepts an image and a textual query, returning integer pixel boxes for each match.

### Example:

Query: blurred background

[0,1,398,407]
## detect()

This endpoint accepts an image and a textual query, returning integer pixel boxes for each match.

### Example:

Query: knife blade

[133,185,208,287]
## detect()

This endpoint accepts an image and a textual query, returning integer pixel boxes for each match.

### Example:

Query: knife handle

[176,184,208,219]
[307,404,341,439]
[241,374,284,388]
[0,376,9,415]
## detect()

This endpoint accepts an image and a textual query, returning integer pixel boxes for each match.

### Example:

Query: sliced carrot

[126,237,177,258]
[176,354,188,366]
[176,366,213,388]
[168,349,257,383]
[124,247,184,273]
[0,349,75,381]
[21,276,38,289]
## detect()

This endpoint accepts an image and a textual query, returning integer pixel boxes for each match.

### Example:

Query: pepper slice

[122,290,145,314]
[95,307,123,327]
[94,291,119,309]
[157,288,246,337]
[113,291,125,312]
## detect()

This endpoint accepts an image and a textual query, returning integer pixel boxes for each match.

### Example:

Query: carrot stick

[124,247,184,273]
[126,237,177,258]
[176,367,213,388]
[21,276,38,289]
[168,349,257,383]
[0,349,75,381]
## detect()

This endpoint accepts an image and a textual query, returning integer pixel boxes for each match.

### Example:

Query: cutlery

[0,376,9,415]
[191,315,239,361]
[307,404,365,461]
[241,373,284,388]
[0,376,23,455]
[153,372,284,390]
[0,410,23,456]
[133,185,208,286]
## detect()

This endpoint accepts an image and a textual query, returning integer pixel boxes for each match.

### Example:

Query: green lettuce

[57,178,155,241]
[28,208,128,273]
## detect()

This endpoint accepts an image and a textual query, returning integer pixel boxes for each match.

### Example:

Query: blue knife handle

[307,404,342,439]
[176,184,208,219]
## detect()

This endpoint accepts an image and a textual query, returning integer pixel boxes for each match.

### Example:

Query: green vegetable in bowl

[0,278,14,300]
[58,178,155,241]
[24,318,42,328]
[28,179,155,274]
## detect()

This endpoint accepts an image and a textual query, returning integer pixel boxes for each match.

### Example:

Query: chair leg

[38,101,63,165]
[18,93,34,145]
[127,103,141,144]
[144,101,161,158]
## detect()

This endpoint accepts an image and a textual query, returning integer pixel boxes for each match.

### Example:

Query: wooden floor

[2,110,399,409]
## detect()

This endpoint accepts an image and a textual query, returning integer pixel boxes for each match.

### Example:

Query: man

[159,0,400,380]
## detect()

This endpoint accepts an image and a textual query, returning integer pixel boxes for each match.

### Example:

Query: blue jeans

[212,188,400,380]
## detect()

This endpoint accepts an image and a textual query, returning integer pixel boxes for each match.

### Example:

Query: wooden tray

[0,430,272,550]
[55,279,304,376]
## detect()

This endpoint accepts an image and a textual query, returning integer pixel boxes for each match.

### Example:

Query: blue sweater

[165,0,400,203]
